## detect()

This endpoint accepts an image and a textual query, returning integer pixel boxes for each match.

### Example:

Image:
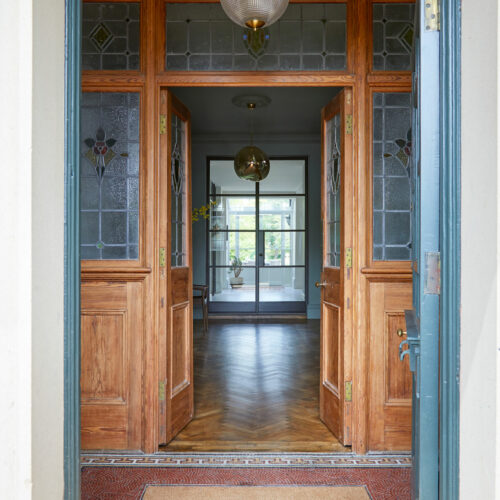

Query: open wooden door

[318,89,353,445]
[158,90,193,445]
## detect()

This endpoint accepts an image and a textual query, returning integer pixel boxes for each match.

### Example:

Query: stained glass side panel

[165,3,347,71]
[373,92,412,261]
[82,2,140,70]
[171,112,187,267]
[326,113,341,267]
[373,3,415,71]
[80,92,140,260]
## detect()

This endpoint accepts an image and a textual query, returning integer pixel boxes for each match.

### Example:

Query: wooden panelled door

[319,89,353,445]
[158,89,194,445]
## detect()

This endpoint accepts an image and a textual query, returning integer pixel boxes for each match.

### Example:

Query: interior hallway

[163,319,349,452]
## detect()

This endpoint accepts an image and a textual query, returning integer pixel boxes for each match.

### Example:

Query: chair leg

[203,299,208,335]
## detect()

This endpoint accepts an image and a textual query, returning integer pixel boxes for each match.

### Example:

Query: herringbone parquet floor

[163,319,349,452]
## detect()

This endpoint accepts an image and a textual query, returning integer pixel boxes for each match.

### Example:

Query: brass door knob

[397,329,407,337]
[315,281,327,288]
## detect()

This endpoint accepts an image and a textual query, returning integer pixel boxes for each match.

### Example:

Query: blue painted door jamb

[439,1,461,498]
[64,0,81,498]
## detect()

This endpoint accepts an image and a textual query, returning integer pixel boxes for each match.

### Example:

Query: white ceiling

[171,87,342,136]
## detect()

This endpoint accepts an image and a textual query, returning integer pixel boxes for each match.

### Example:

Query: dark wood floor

[163,319,349,452]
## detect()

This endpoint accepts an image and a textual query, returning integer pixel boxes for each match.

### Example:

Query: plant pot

[229,276,244,288]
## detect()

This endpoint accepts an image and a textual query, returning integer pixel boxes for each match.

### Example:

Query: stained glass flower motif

[83,127,117,181]
[384,128,412,173]
[328,140,341,195]
[171,142,183,195]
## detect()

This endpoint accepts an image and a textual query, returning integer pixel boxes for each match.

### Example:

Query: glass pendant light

[220,0,289,31]
[233,99,271,182]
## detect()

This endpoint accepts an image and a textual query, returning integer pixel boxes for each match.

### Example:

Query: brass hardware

[159,114,167,135]
[158,380,166,402]
[345,114,353,134]
[159,247,166,267]
[345,381,352,402]
[397,329,407,337]
[424,0,440,31]
[245,18,266,31]
[345,248,352,269]
[247,102,256,109]
[315,281,327,288]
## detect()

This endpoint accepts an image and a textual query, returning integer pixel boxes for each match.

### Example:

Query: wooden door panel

[368,281,412,450]
[81,312,126,402]
[159,89,193,444]
[320,88,353,446]
[171,302,191,394]
[80,281,143,450]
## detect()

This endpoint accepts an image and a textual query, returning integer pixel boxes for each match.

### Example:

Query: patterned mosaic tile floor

[81,466,411,500]
[81,453,411,499]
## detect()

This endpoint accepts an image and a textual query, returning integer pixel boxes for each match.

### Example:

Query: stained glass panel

[372,92,412,260]
[80,92,140,260]
[171,112,187,267]
[373,3,415,71]
[82,2,140,70]
[165,3,347,71]
[326,112,341,267]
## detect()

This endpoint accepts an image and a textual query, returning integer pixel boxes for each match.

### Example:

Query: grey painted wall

[191,135,322,318]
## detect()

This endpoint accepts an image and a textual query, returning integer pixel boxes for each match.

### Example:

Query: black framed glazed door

[207,157,307,314]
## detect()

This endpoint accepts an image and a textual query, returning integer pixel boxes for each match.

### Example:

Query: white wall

[0,0,65,498]
[461,1,500,498]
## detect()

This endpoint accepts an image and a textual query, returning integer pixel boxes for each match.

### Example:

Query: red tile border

[81,466,411,500]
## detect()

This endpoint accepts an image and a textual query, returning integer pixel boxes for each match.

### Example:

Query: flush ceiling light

[232,95,271,182]
[220,0,289,31]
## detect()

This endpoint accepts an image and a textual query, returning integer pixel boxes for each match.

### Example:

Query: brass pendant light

[220,0,289,31]
[232,96,271,182]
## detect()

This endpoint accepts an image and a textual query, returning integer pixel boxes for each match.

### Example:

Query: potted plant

[228,256,244,288]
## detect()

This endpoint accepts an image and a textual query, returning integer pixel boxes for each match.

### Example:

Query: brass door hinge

[159,114,167,135]
[345,248,352,269]
[345,114,353,135]
[159,380,166,402]
[159,247,166,267]
[424,0,440,31]
[345,381,352,402]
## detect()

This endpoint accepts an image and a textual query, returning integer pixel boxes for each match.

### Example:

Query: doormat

[142,485,370,499]
[81,466,411,500]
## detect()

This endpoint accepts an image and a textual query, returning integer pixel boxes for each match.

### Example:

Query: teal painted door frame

[63,1,461,498]
[64,0,81,498]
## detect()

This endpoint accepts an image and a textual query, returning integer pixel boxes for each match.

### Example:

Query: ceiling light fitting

[232,94,271,182]
[220,0,289,31]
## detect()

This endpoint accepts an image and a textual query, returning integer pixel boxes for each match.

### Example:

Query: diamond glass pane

[80,92,140,260]
[373,92,412,261]
[326,112,341,267]
[165,3,347,71]
[373,3,415,71]
[171,112,187,267]
[82,2,140,70]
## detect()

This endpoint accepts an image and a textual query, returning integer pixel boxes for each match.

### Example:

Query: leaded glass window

[373,92,412,261]
[373,3,415,71]
[171,113,187,267]
[165,3,347,71]
[326,113,341,267]
[80,92,140,260]
[82,2,140,70]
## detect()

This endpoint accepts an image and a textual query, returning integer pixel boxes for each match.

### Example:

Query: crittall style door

[158,90,194,444]
[318,89,353,445]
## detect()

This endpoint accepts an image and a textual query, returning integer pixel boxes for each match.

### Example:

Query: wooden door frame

[65,0,462,498]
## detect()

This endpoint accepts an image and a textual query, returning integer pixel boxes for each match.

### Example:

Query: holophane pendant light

[232,95,271,182]
[220,0,289,31]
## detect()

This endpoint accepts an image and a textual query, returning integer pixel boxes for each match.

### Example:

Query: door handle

[397,328,407,337]
[315,281,327,288]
